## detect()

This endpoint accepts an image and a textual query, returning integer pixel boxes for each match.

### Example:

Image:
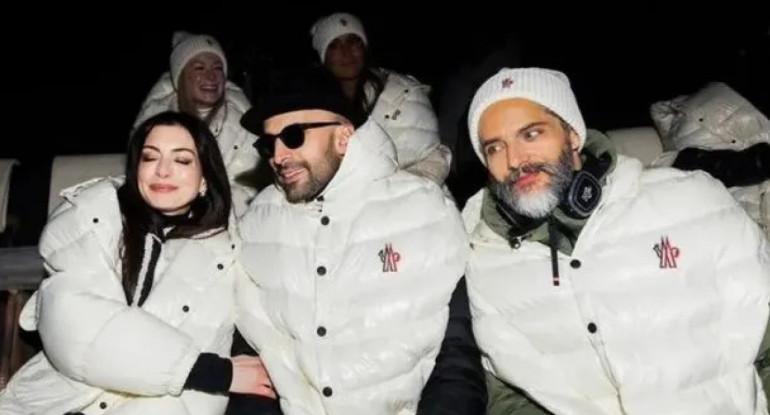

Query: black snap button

[231,244,236,250]
[322,387,333,397]
[92,218,99,224]
[100,402,107,409]
[182,305,190,312]
[234,145,239,150]
[570,259,581,269]
[321,216,330,225]
[587,322,597,333]
[385,114,390,119]
[217,264,224,270]
[317,196,324,202]
[317,326,327,336]
[317,266,326,276]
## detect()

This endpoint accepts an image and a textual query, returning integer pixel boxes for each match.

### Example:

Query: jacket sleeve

[35,200,202,398]
[696,171,770,404]
[36,264,201,397]
[486,372,553,415]
[226,395,284,415]
[382,80,449,183]
[672,142,770,188]
[756,318,770,404]
[417,277,487,415]
[404,144,452,185]
[231,264,295,415]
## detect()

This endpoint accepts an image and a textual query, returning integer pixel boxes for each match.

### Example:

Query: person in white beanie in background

[461,67,770,414]
[133,31,264,218]
[310,12,452,185]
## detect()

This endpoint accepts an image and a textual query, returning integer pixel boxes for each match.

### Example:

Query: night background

[3,3,768,245]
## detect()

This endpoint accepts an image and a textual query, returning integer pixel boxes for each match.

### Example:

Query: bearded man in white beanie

[462,67,770,414]
[133,31,263,217]
[309,12,452,186]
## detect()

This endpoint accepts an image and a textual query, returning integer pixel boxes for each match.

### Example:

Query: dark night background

[2,3,768,245]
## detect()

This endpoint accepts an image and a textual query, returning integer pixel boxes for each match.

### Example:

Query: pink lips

[280,168,305,184]
[513,172,541,189]
[149,184,178,193]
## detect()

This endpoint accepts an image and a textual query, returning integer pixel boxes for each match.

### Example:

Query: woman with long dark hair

[0,111,275,414]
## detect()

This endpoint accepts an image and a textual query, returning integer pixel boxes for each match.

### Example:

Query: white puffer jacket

[236,120,468,415]
[651,81,770,239]
[0,177,239,415]
[368,70,452,184]
[463,156,770,414]
[134,73,262,217]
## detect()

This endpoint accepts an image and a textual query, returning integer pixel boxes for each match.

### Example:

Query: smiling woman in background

[133,32,264,217]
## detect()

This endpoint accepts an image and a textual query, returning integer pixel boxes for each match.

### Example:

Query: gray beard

[490,147,574,219]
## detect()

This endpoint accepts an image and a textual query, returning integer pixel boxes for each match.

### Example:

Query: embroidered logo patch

[580,186,593,203]
[378,243,401,273]
[502,78,514,88]
[653,236,680,269]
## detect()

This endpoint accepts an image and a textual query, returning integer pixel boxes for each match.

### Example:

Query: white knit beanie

[468,67,586,165]
[169,31,228,90]
[310,13,368,63]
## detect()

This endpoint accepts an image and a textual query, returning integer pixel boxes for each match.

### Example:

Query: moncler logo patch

[502,78,514,88]
[653,236,680,269]
[378,243,401,273]
[581,186,593,203]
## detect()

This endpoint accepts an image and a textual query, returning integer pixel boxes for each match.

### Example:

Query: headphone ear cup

[561,170,602,219]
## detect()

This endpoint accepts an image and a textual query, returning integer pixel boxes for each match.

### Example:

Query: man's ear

[334,124,355,156]
[568,129,581,153]
[568,129,583,169]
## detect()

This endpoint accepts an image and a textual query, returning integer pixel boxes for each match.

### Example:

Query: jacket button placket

[314,197,335,393]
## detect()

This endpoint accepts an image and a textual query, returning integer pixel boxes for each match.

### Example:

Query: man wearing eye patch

[462,67,770,414]
[233,67,486,415]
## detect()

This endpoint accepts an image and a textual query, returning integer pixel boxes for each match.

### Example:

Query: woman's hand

[229,355,277,399]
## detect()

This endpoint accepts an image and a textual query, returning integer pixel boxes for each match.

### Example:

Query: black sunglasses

[254,122,342,159]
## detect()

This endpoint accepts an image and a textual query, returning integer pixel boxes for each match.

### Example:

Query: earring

[199,180,207,197]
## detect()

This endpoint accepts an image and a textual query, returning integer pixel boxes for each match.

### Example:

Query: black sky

[2,3,768,243]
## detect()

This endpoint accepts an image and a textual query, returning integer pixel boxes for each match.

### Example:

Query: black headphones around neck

[558,151,609,219]
[495,150,611,246]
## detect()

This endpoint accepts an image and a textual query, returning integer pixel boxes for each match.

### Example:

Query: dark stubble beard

[277,144,342,203]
